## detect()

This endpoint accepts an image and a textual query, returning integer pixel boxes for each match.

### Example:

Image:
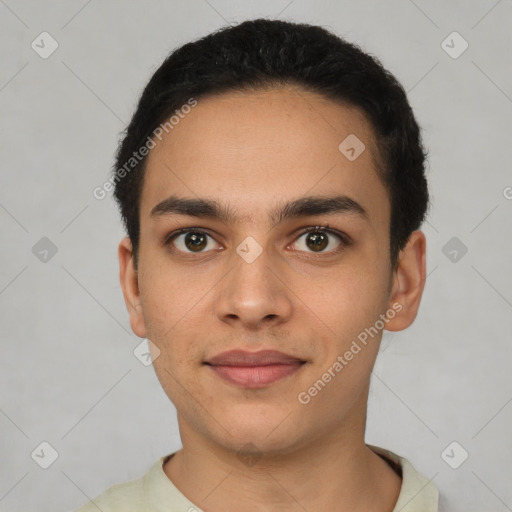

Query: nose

[214,244,293,331]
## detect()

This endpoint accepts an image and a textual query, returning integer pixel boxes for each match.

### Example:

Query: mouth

[204,349,307,388]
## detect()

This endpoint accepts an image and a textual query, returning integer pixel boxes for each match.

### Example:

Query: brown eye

[184,232,208,251]
[167,230,218,253]
[305,232,329,252]
[293,228,343,253]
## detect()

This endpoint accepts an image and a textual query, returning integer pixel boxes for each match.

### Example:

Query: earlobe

[118,237,147,338]
[385,231,427,332]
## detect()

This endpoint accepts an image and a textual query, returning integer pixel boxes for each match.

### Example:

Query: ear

[385,230,427,332]
[118,237,147,338]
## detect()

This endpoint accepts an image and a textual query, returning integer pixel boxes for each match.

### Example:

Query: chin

[206,408,309,456]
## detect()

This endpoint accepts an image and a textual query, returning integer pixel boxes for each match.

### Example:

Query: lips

[204,349,306,388]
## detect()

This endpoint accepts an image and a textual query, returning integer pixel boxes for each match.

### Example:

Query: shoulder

[74,453,197,512]
[368,444,439,512]
[74,464,149,512]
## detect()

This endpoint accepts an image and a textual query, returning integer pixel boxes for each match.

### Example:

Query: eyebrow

[150,194,367,226]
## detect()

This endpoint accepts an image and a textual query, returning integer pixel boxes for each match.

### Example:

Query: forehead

[140,86,389,228]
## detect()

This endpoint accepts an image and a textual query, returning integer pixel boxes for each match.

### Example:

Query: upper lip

[205,349,305,367]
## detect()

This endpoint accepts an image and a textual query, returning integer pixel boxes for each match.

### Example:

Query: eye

[292,226,347,254]
[165,229,219,253]
[164,225,350,256]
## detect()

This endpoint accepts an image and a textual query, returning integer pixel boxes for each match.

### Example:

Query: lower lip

[207,363,304,388]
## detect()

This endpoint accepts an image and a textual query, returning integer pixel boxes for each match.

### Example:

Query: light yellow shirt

[76,445,438,511]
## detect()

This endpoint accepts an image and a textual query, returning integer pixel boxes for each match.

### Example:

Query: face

[119,86,426,456]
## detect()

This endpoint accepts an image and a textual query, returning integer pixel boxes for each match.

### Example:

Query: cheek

[140,268,208,406]
[294,270,389,419]
[301,261,390,345]
[137,257,207,361]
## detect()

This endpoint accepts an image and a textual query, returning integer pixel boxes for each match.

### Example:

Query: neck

[163,395,401,512]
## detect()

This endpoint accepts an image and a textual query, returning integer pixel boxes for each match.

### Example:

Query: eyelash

[163,224,352,256]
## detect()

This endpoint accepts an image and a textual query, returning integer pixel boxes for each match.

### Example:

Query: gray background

[1,1,511,511]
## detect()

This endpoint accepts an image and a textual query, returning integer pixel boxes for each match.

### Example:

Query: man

[78,18,438,512]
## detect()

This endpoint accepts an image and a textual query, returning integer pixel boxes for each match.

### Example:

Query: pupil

[307,232,327,252]
[186,233,207,251]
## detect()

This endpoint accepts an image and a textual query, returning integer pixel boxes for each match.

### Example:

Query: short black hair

[113,18,429,268]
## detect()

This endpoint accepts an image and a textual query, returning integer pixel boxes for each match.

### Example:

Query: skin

[118,85,426,512]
